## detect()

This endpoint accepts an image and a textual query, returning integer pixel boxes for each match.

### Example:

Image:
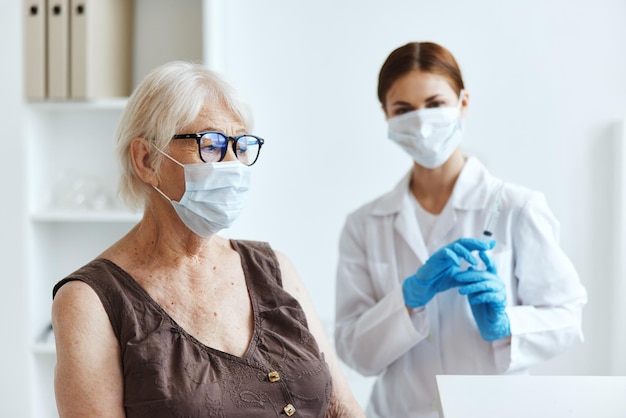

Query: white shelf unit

[22,0,212,416]
[25,101,142,418]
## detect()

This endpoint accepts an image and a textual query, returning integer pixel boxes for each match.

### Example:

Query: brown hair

[377,42,464,109]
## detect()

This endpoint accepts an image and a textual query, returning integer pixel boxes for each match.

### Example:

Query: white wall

[216,0,626,381]
[0,1,29,416]
[2,0,626,414]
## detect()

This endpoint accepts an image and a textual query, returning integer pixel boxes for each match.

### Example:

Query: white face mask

[154,150,251,238]
[387,91,464,169]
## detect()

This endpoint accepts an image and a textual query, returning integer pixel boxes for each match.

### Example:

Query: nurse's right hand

[402,238,495,308]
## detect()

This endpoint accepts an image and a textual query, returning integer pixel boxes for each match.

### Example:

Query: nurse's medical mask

[387,91,464,169]
[153,148,251,238]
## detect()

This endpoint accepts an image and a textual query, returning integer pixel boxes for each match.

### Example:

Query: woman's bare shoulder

[52,280,114,346]
[52,281,125,417]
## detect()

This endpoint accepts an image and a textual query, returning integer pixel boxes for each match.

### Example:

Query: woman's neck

[101,197,223,271]
[410,150,465,214]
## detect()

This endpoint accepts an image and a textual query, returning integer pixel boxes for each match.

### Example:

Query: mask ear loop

[455,90,467,131]
[151,145,185,202]
[457,89,465,110]
[154,145,185,168]
[152,184,174,202]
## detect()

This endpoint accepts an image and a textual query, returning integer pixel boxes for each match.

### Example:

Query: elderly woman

[51,62,364,418]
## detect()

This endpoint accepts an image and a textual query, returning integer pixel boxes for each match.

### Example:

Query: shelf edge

[26,98,128,111]
[31,210,142,223]
[32,342,56,355]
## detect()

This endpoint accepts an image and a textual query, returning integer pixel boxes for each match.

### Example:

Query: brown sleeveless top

[53,240,332,417]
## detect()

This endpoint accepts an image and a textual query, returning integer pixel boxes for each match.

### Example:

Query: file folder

[47,0,70,99]
[24,0,47,100]
[70,0,133,99]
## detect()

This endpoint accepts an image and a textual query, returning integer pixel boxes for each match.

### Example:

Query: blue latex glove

[402,238,496,308]
[456,250,511,341]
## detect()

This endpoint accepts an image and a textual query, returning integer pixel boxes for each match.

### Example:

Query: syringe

[482,183,505,240]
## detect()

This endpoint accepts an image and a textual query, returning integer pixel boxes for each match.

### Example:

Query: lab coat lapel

[373,170,431,264]
[395,195,430,265]
[377,160,492,263]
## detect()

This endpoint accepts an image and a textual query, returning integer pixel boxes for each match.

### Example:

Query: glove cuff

[402,276,425,308]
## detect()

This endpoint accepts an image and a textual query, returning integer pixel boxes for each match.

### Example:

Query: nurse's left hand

[455,250,511,342]
[402,238,495,308]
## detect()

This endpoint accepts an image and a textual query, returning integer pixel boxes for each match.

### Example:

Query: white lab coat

[334,157,587,418]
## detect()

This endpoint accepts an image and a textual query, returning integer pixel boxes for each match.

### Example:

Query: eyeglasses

[171,131,265,166]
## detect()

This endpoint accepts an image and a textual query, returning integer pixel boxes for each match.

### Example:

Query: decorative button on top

[268,371,280,382]
[283,403,296,416]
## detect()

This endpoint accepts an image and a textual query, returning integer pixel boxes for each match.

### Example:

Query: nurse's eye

[426,100,447,108]
[392,106,413,116]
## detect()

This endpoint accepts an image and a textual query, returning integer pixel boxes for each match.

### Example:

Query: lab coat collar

[450,157,492,211]
[371,156,492,216]
[371,157,494,263]
[370,170,412,216]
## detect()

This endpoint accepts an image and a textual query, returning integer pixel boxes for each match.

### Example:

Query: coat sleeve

[504,192,587,372]
[334,212,428,376]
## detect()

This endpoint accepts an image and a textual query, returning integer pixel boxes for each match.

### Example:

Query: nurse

[334,41,588,418]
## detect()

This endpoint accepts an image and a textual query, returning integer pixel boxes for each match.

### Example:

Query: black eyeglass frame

[171,131,265,166]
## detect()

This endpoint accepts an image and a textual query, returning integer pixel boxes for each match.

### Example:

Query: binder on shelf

[24,0,47,100]
[47,0,70,99]
[70,0,133,99]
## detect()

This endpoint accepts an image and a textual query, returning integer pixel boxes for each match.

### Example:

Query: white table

[436,375,626,418]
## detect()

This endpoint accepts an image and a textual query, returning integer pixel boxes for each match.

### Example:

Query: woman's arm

[275,250,365,418]
[51,281,126,418]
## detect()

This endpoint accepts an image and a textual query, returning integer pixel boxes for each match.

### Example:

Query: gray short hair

[115,61,253,210]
